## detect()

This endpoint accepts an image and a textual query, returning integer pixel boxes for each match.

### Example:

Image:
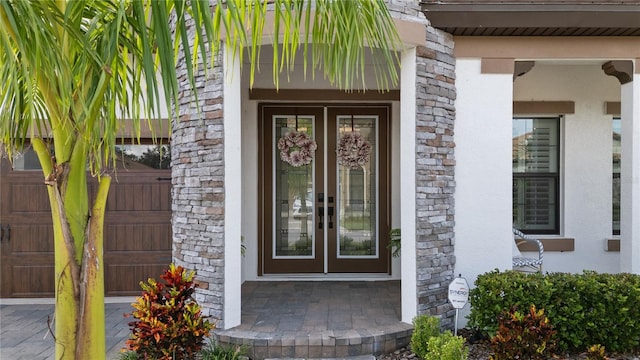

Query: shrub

[126,264,214,360]
[117,351,139,360]
[586,344,608,360]
[489,305,556,360]
[200,343,247,360]
[410,314,440,359]
[424,331,468,360]
[467,270,553,337]
[468,270,640,352]
[388,228,401,257]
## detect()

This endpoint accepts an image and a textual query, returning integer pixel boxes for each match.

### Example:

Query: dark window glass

[13,146,43,170]
[613,118,621,235]
[513,117,560,234]
[113,144,171,170]
[12,142,171,171]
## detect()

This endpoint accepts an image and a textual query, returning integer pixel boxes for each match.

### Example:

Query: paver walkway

[0,300,133,360]
[214,281,411,360]
[1,281,408,360]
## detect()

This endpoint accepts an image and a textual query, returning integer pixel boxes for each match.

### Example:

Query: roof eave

[420,3,640,36]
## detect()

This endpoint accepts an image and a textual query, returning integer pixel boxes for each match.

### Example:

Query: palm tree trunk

[33,139,79,360]
[76,176,110,359]
[33,138,108,360]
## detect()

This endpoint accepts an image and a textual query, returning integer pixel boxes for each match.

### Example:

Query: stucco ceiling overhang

[420,1,640,36]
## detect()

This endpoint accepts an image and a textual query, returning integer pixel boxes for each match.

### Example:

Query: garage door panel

[105,263,171,295]
[105,211,171,220]
[106,177,171,212]
[5,224,54,253]
[2,159,172,297]
[1,165,56,297]
[105,223,172,252]
[8,183,51,214]
[102,171,172,295]
[7,264,55,297]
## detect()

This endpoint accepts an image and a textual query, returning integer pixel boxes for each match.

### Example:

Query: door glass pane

[337,116,377,257]
[273,116,315,258]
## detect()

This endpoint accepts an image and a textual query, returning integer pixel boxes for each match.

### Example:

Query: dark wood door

[0,146,172,297]
[259,105,391,274]
[259,106,326,273]
[326,106,390,273]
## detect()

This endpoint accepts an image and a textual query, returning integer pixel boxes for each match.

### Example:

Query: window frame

[512,116,561,235]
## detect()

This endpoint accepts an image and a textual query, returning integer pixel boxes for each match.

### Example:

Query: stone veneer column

[414,26,457,329]
[172,45,227,327]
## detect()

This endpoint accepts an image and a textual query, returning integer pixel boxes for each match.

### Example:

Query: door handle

[1,224,9,243]
[328,207,334,229]
[318,207,324,230]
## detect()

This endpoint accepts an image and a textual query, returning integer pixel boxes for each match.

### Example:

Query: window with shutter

[613,118,621,236]
[513,117,560,234]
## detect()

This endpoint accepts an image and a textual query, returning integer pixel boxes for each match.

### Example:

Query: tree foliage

[0,1,401,359]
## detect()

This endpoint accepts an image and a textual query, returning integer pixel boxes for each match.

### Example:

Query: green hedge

[467,270,640,352]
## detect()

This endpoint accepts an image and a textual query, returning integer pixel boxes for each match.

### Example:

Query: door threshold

[0,296,136,305]
[256,273,395,281]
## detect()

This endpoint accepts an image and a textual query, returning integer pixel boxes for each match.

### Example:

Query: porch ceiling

[420,1,640,36]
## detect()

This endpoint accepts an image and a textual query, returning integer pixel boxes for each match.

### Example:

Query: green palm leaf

[0,1,401,359]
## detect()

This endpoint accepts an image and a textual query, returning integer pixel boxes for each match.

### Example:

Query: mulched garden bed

[375,328,640,360]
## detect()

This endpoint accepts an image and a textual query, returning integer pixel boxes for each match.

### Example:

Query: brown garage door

[0,158,56,297]
[0,144,172,297]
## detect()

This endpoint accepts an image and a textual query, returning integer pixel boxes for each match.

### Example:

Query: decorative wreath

[336,132,371,169]
[277,130,317,167]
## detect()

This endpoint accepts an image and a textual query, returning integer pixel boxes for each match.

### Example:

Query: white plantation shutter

[513,118,559,233]
[613,118,621,235]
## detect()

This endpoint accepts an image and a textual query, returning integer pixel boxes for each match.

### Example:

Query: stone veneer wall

[388,0,458,329]
[414,26,457,329]
[387,0,424,20]
[172,41,227,327]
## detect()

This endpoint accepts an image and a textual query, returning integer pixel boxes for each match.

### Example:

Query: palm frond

[1,0,401,174]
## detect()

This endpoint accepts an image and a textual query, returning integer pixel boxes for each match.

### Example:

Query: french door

[259,105,390,274]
